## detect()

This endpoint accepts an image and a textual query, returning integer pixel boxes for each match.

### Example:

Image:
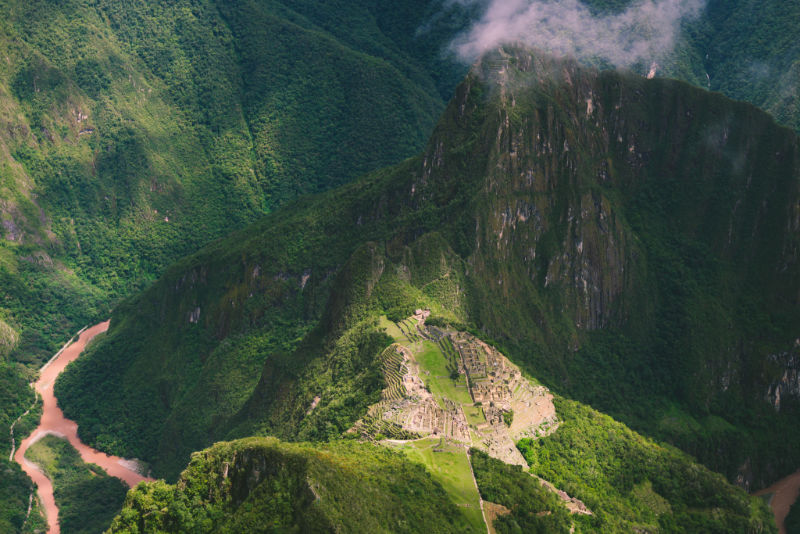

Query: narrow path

[754,469,800,534]
[21,491,33,531]
[13,322,154,534]
[9,399,35,462]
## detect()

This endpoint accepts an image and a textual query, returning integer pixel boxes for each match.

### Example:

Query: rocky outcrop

[766,347,800,411]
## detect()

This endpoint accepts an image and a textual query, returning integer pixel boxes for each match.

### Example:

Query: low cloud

[450,0,705,67]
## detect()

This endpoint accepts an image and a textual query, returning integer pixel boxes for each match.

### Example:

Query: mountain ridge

[56,47,800,494]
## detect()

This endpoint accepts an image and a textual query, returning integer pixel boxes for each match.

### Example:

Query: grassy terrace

[380,315,473,407]
[463,404,486,427]
[415,341,473,406]
[388,438,485,533]
[379,316,412,348]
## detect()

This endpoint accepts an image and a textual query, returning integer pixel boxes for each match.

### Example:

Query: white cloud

[451,0,705,67]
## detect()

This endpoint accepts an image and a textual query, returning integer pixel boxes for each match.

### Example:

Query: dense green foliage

[108,437,474,533]
[0,361,33,459]
[470,449,572,533]
[519,398,776,532]
[0,0,800,532]
[58,48,800,500]
[1,0,798,368]
[24,435,128,534]
[0,3,467,520]
[787,499,800,534]
[0,0,470,365]
[1,1,800,530]
[0,360,43,533]
[0,462,45,534]
[686,0,800,132]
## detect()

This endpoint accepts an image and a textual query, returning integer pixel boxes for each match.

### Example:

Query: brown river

[12,321,153,534]
[8,321,800,533]
[755,469,800,534]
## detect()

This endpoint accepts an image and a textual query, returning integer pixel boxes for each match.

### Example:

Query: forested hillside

[1,0,798,365]
[0,2,469,529]
[105,434,775,533]
[108,437,477,533]
[3,1,800,532]
[2,0,799,369]
[0,0,470,366]
[58,48,800,498]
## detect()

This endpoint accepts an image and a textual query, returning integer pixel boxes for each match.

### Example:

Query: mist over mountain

[451,0,705,66]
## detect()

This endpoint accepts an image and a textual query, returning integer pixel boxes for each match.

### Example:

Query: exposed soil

[533,474,592,515]
[13,322,153,534]
[754,469,800,534]
[483,501,511,534]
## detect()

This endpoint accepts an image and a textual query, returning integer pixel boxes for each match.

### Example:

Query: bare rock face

[412,50,643,336]
[766,347,800,411]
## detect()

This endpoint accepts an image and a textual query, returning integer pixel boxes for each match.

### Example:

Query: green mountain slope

[455,0,800,134]
[57,46,800,500]
[24,435,127,534]
[0,360,44,533]
[107,437,476,533]
[1,2,799,531]
[0,0,463,365]
[107,433,775,534]
[0,2,469,527]
[3,0,800,373]
[687,0,800,132]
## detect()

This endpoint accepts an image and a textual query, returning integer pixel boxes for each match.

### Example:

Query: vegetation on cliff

[1,1,800,530]
[518,398,776,532]
[24,435,128,534]
[0,360,42,533]
[58,48,800,494]
[108,437,475,533]
[0,0,466,366]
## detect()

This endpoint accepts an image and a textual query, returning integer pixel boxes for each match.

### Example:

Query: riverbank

[755,470,800,534]
[13,322,153,534]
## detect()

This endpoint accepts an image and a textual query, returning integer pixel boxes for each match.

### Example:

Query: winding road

[12,321,153,534]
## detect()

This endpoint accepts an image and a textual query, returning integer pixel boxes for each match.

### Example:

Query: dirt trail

[755,469,800,534]
[13,321,153,534]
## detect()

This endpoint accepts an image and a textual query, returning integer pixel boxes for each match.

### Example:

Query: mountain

[1,0,799,366]
[57,45,800,504]
[0,1,471,529]
[448,0,800,135]
[106,434,775,533]
[683,0,800,132]
[2,1,800,531]
[107,437,477,533]
[0,0,468,365]
[3,0,800,372]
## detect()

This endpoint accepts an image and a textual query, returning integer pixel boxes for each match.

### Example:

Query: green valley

[2,1,800,532]
[0,0,470,368]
